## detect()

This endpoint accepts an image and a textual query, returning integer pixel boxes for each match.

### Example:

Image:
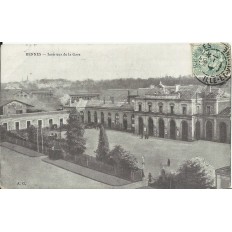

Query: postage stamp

[192,43,231,85]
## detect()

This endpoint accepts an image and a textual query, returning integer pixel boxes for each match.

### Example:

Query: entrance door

[94,112,97,124]
[182,121,188,141]
[138,117,143,135]
[170,120,176,139]
[148,117,154,136]
[195,121,200,140]
[123,114,127,130]
[206,121,213,141]
[88,111,91,123]
[159,118,164,138]
[219,122,227,143]
[108,113,112,128]
[101,112,104,124]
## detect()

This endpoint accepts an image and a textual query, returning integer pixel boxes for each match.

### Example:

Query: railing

[65,154,143,182]
[2,134,50,156]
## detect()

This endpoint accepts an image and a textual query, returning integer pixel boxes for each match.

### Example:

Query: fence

[65,153,143,182]
[3,134,50,156]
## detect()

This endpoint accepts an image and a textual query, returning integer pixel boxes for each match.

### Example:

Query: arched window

[158,102,163,113]
[138,102,142,112]
[170,103,175,114]
[148,102,152,112]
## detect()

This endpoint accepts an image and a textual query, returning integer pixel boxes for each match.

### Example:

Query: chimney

[175,84,180,92]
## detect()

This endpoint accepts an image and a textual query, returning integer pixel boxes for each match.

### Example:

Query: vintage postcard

[0,43,231,189]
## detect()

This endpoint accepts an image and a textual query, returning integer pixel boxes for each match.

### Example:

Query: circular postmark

[192,43,231,85]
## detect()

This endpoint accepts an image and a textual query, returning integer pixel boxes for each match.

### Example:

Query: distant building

[69,92,100,105]
[0,100,34,116]
[30,90,53,99]
[215,166,231,189]
[13,90,30,99]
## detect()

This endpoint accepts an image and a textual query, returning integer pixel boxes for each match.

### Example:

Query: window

[206,106,211,115]
[159,105,163,113]
[16,110,23,114]
[15,122,20,131]
[182,106,187,115]
[170,105,174,114]
[60,118,63,126]
[115,113,120,125]
[3,123,7,130]
[38,120,42,128]
[27,121,31,128]
[197,106,200,114]
[148,103,152,112]
[138,103,142,112]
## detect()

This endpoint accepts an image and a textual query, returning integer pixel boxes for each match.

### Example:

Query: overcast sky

[1,44,192,83]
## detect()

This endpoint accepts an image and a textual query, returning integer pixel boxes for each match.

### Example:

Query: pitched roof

[218,107,231,117]
[0,99,34,107]
[86,99,134,110]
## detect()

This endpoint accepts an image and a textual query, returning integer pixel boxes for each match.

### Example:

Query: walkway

[0,142,44,157]
[43,157,131,186]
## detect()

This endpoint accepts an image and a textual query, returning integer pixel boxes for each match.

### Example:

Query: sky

[1,44,192,83]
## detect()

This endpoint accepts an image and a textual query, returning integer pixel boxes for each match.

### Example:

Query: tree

[175,157,215,189]
[27,125,37,144]
[0,125,7,141]
[108,145,138,171]
[64,110,86,156]
[95,125,109,162]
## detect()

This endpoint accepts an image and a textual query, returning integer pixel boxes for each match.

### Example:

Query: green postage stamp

[192,43,231,85]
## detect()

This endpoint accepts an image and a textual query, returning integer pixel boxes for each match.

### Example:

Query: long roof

[86,99,134,110]
[0,99,34,107]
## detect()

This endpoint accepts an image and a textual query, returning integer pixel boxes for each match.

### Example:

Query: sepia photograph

[0,43,231,189]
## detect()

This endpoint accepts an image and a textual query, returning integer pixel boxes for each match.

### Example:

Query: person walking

[167,158,170,167]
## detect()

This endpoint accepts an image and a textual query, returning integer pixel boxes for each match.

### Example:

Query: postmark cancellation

[192,43,231,85]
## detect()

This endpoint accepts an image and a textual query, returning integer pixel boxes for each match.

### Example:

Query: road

[0,146,111,189]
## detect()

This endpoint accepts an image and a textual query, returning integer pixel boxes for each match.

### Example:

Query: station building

[82,83,231,143]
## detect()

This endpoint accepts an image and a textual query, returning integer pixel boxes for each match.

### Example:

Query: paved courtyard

[84,129,231,177]
[0,146,111,189]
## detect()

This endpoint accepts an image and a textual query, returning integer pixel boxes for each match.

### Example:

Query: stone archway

[101,112,104,124]
[159,118,164,138]
[148,117,154,136]
[182,121,188,141]
[219,122,227,143]
[94,111,97,124]
[195,121,200,140]
[123,114,127,130]
[206,120,213,141]
[170,120,176,140]
[88,111,91,123]
[138,117,143,135]
[108,113,112,128]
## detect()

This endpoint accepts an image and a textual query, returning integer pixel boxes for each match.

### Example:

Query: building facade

[0,110,69,131]
[82,84,231,143]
